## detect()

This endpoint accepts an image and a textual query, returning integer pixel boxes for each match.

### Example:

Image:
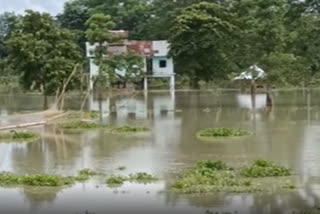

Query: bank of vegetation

[1,0,320,95]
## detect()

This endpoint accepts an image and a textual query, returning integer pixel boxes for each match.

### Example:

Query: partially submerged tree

[6,10,82,96]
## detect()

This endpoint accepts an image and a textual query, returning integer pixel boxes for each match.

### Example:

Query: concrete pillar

[144,76,148,92]
[170,75,175,91]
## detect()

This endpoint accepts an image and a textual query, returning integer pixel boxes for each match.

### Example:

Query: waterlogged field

[0,90,320,214]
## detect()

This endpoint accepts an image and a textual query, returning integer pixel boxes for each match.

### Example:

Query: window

[159,60,167,68]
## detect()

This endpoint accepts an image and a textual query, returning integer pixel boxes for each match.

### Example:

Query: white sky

[0,0,69,15]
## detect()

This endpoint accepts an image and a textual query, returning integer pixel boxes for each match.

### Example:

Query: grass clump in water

[0,131,39,142]
[171,160,255,194]
[197,128,250,138]
[241,159,291,178]
[111,125,149,133]
[0,172,75,186]
[60,121,106,130]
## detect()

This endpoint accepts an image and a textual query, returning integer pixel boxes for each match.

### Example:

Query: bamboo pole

[0,121,47,131]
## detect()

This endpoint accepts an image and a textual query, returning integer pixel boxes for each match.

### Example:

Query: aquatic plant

[60,121,106,130]
[0,131,39,142]
[76,169,98,181]
[117,166,126,171]
[0,172,75,186]
[106,175,127,186]
[196,128,250,138]
[66,111,99,119]
[111,125,149,133]
[128,172,158,183]
[240,159,291,178]
[171,160,255,194]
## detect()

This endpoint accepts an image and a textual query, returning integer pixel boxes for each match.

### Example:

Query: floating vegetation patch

[240,159,291,178]
[106,172,158,187]
[128,172,158,183]
[76,169,99,181]
[65,111,99,120]
[196,128,250,138]
[111,125,149,133]
[171,160,294,194]
[171,161,254,194]
[0,131,39,142]
[106,175,127,186]
[60,121,106,130]
[117,166,126,171]
[0,172,75,187]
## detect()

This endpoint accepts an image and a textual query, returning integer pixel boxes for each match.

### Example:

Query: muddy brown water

[0,90,320,214]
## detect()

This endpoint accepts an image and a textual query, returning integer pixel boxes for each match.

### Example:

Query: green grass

[60,121,106,130]
[240,159,291,178]
[111,125,149,133]
[196,128,250,138]
[0,131,39,142]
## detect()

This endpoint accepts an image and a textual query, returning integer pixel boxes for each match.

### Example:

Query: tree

[56,0,90,52]
[0,12,20,75]
[6,10,82,96]
[169,2,238,87]
[108,52,144,85]
[85,13,117,89]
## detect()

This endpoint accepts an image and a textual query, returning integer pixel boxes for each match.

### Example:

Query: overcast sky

[0,0,68,15]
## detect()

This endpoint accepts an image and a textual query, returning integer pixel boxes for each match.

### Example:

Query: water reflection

[1,90,320,213]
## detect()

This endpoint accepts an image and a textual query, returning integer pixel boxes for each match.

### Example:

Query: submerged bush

[0,131,39,142]
[0,172,75,186]
[197,128,250,138]
[60,121,106,130]
[111,125,149,133]
[240,160,291,178]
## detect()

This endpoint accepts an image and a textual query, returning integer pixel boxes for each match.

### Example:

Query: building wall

[152,57,174,77]
[152,41,169,57]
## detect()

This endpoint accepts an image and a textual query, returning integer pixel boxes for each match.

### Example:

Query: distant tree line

[1,0,320,94]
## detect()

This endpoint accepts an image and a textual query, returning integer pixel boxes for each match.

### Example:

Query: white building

[86,36,175,91]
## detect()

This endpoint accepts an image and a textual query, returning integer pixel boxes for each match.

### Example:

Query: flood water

[1,90,320,214]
